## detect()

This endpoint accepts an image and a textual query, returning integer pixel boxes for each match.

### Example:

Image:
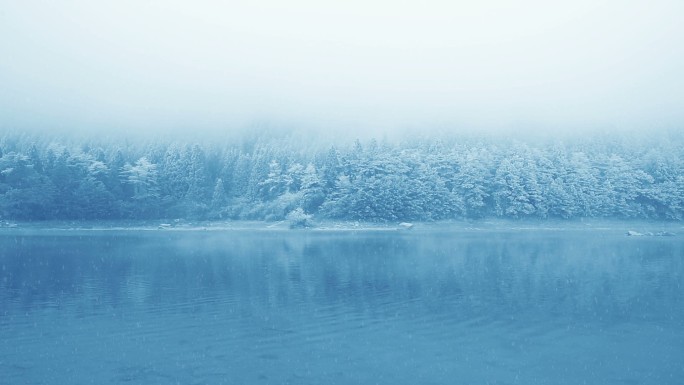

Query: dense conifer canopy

[1,131,682,221]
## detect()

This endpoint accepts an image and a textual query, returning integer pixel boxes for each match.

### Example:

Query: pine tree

[454,149,492,218]
[186,144,209,201]
[493,157,534,218]
[301,163,325,213]
[258,160,286,201]
[160,143,189,200]
[0,151,55,219]
[211,178,227,212]
[121,157,161,217]
[321,146,340,191]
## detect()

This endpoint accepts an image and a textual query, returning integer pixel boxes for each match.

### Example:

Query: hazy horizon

[1,0,683,138]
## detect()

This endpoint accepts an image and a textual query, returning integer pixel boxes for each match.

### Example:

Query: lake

[1,225,683,384]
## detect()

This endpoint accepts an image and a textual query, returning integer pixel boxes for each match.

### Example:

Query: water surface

[1,227,683,384]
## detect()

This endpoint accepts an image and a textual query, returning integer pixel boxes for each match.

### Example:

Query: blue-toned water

[1,227,683,384]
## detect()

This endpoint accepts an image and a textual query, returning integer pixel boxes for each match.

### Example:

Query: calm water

[1,227,683,385]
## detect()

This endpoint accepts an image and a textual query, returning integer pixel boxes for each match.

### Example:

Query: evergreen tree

[209,178,228,218]
[601,155,653,218]
[0,132,682,222]
[121,157,161,217]
[186,144,209,200]
[321,146,341,191]
[567,152,599,217]
[284,162,305,193]
[300,164,325,213]
[493,157,535,218]
[454,149,492,218]
[231,153,252,197]
[258,160,286,201]
[160,143,189,200]
[0,152,55,219]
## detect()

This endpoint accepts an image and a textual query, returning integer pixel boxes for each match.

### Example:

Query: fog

[1,0,683,138]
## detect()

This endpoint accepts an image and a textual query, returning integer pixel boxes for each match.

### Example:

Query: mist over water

[1,229,683,384]
[2,3,684,383]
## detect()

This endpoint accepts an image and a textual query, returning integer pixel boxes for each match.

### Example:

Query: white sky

[1,0,683,137]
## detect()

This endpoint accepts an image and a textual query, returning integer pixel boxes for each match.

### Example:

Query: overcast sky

[1,0,683,137]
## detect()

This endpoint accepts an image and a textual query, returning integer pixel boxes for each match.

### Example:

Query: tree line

[1,131,682,221]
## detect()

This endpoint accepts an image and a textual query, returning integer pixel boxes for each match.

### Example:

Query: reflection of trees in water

[1,233,682,325]
[0,235,133,312]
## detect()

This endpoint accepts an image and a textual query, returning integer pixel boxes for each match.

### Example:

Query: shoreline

[1,219,682,235]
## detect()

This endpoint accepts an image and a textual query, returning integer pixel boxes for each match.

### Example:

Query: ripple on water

[0,230,683,384]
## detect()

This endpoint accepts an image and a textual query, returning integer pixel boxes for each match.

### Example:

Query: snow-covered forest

[1,131,683,221]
